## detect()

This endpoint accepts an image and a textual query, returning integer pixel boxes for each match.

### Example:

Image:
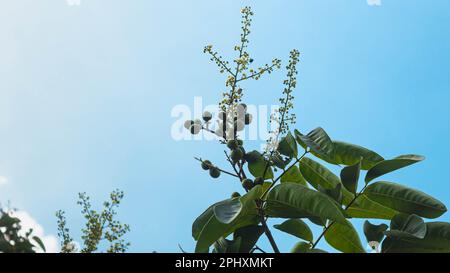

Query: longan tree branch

[205,50,234,76]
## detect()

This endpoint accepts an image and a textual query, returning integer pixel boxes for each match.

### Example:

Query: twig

[311,185,368,249]
[194,157,239,178]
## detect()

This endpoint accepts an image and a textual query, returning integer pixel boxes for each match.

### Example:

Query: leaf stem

[311,185,368,250]
[256,199,280,253]
[260,150,308,200]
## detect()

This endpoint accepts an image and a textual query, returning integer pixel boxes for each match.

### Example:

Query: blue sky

[0,0,449,252]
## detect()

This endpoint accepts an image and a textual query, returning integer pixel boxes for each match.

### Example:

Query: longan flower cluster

[265,49,300,154]
[278,49,300,134]
[203,6,282,114]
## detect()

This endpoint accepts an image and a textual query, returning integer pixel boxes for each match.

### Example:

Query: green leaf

[280,165,307,186]
[365,154,425,183]
[245,150,274,179]
[213,237,242,253]
[294,128,334,160]
[325,219,366,253]
[299,157,354,205]
[290,242,311,253]
[386,214,427,239]
[233,225,265,253]
[318,184,343,205]
[193,186,264,252]
[308,216,327,227]
[330,141,384,170]
[278,131,298,158]
[32,236,46,252]
[274,219,313,242]
[214,198,242,224]
[382,222,450,253]
[290,242,329,253]
[265,183,347,225]
[364,181,447,219]
[347,194,398,220]
[340,159,361,194]
[363,220,388,243]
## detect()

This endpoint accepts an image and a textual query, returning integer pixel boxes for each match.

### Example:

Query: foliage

[56,189,130,253]
[0,208,46,253]
[186,6,450,253]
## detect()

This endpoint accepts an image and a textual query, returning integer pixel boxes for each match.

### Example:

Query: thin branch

[260,150,308,200]
[206,51,234,76]
[311,185,368,249]
[236,63,279,82]
[256,199,280,253]
[194,157,239,178]
[223,152,244,183]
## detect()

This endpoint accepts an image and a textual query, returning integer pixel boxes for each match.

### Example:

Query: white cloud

[12,211,59,253]
[367,0,382,6]
[0,176,7,186]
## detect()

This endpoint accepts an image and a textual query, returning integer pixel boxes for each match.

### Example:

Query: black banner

[1,253,447,272]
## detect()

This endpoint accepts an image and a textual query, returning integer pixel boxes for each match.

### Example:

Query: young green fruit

[201,160,212,170]
[254,177,264,185]
[230,148,244,163]
[241,179,254,191]
[190,124,202,135]
[202,111,212,122]
[183,120,194,130]
[209,167,221,178]
[227,140,239,150]
[231,192,241,198]
[236,139,243,146]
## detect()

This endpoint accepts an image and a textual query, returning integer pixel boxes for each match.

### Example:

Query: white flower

[367,241,381,253]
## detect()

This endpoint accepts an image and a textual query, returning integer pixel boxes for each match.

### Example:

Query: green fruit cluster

[200,160,221,179]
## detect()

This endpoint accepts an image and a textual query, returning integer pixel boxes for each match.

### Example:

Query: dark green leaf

[340,159,361,194]
[363,220,388,243]
[290,242,311,253]
[274,219,313,242]
[365,155,425,183]
[347,194,398,220]
[382,222,450,253]
[280,165,307,186]
[330,141,384,170]
[194,186,264,252]
[299,157,354,205]
[294,128,334,160]
[308,216,327,227]
[318,184,343,205]
[214,198,242,224]
[386,214,427,239]
[233,225,265,253]
[213,237,242,253]
[265,183,347,225]
[32,236,46,252]
[278,131,298,158]
[245,150,274,179]
[364,181,447,219]
[325,219,366,253]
